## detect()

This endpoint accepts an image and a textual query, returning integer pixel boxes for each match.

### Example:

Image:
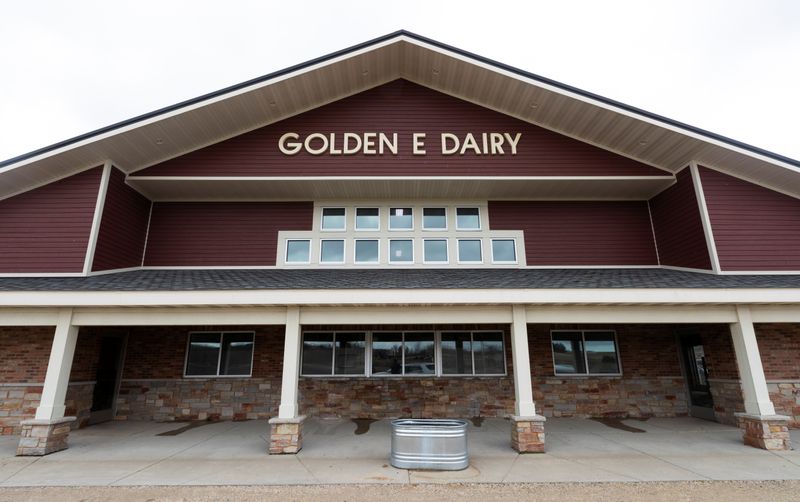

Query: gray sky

[2,0,799,162]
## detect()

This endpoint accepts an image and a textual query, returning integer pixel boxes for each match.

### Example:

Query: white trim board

[83,162,113,275]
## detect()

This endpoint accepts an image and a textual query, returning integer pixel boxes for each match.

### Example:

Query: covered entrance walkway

[2,417,799,485]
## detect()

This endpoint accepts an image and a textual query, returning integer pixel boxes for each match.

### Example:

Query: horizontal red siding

[134,80,666,178]
[143,202,313,266]
[649,168,712,269]
[489,201,658,265]
[700,166,800,271]
[0,167,102,273]
[92,168,152,271]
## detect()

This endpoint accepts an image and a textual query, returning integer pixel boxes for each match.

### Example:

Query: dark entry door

[679,334,716,421]
[88,335,126,424]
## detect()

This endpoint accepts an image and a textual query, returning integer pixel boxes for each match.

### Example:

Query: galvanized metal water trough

[390,418,469,470]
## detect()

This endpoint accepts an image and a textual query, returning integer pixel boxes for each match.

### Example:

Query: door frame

[675,329,717,421]
[88,332,128,425]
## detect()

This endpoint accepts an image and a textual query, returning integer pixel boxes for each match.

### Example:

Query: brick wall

[757,323,800,427]
[529,324,689,418]
[116,325,285,421]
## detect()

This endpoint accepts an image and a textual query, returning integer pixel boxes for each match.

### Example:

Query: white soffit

[127,176,675,201]
[1,32,798,200]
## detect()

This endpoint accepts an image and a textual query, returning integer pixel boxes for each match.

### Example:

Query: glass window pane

[302,333,333,375]
[355,240,379,263]
[185,333,221,376]
[584,332,620,374]
[356,208,379,230]
[321,208,345,230]
[286,240,310,263]
[404,333,435,374]
[491,239,516,263]
[219,333,254,376]
[389,207,413,230]
[422,208,447,230]
[320,240,345,263]
[441,332,473,375]
[473,332,505,374]
[551,332,585,374]
[389,239,413,263]
[423,239,448,263]
[372,332,403,375]
[456,207,480,229]
[458,239,482,262]
[334,332,366,375]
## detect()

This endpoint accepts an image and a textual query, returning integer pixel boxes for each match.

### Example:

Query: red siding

[488,201,658,265]
[700,167,800,271]
[92,168,152,271]
[0,167,102,273]
[649,168,712,270]
[134,80,665,178]
[143,202,313,266]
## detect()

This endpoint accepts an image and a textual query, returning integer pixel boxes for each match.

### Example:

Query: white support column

[35,309,79,420]
[730,305,775,416]
[278,306,302,419]
[510,304,536,417]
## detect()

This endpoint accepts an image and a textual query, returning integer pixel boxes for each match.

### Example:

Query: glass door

[680,334,716,421]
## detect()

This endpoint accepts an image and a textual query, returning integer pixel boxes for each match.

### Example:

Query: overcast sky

[2,0,799,162]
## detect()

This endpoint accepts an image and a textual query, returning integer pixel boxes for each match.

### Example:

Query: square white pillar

[35,309,79,421]
[278,306,302,419]
[730,305,775,416]
[510,305,537,417]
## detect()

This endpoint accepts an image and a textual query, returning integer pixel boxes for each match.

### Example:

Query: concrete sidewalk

[1,417,798,486]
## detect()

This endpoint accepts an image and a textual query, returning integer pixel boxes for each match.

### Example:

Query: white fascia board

[299,306,512,325]
[402,36,800,176]
[72,307,288,326]
[525,305,738,323]
[2,288,800,307]
[0,308,61,326]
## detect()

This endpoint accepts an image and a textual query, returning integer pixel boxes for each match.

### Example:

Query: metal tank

[390,419,469,470]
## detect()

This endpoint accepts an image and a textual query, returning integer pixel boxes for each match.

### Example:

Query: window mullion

[470,332,477,376]
[216,332,224,377]
[331,332,337,376]
[400,332,406,376]
[581,331,591,375]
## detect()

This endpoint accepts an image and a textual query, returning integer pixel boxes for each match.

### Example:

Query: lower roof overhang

[125,176,676,201]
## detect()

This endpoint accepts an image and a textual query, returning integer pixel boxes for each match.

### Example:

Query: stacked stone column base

[736,413,791,451]
[511,415,546,453]
[16,417,76,456]
[268,415,306,454]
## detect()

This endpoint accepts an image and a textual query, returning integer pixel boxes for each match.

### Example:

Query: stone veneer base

[736,413,792,451]
[268,415,306,454]
[511,415,546,453]
[16,417,76,456]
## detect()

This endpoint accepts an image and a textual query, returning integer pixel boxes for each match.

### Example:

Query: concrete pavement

[1,417,798,486]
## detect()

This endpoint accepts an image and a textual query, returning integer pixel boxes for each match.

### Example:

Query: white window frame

[183,331,255,378]
[285,239,312,264]
[355,207,380,232]
[457,238,483,264]
[422,238,449,264]
[321,207,347,232]
[299,330,508,378]
[319,239,346,264]
[300,331,368,377]
[388,238,414,264]
[550,330,622,377]
[455,207,482,231]
[439,330,508,376]
[422,207,448,231]
[490,238,518,264]
[354,238,380,264]
[388,207,414,231]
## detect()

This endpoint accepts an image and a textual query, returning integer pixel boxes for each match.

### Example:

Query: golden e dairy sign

[278,132,521,156]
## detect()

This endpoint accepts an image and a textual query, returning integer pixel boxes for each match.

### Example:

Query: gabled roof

[2,30,799,200]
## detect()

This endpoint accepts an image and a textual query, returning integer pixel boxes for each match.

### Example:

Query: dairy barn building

[1,31,799,457]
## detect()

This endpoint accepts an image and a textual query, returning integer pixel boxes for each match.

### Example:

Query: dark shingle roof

[0,268,799,292]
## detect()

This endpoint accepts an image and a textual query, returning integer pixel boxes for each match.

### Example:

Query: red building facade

[0,32,798,456]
